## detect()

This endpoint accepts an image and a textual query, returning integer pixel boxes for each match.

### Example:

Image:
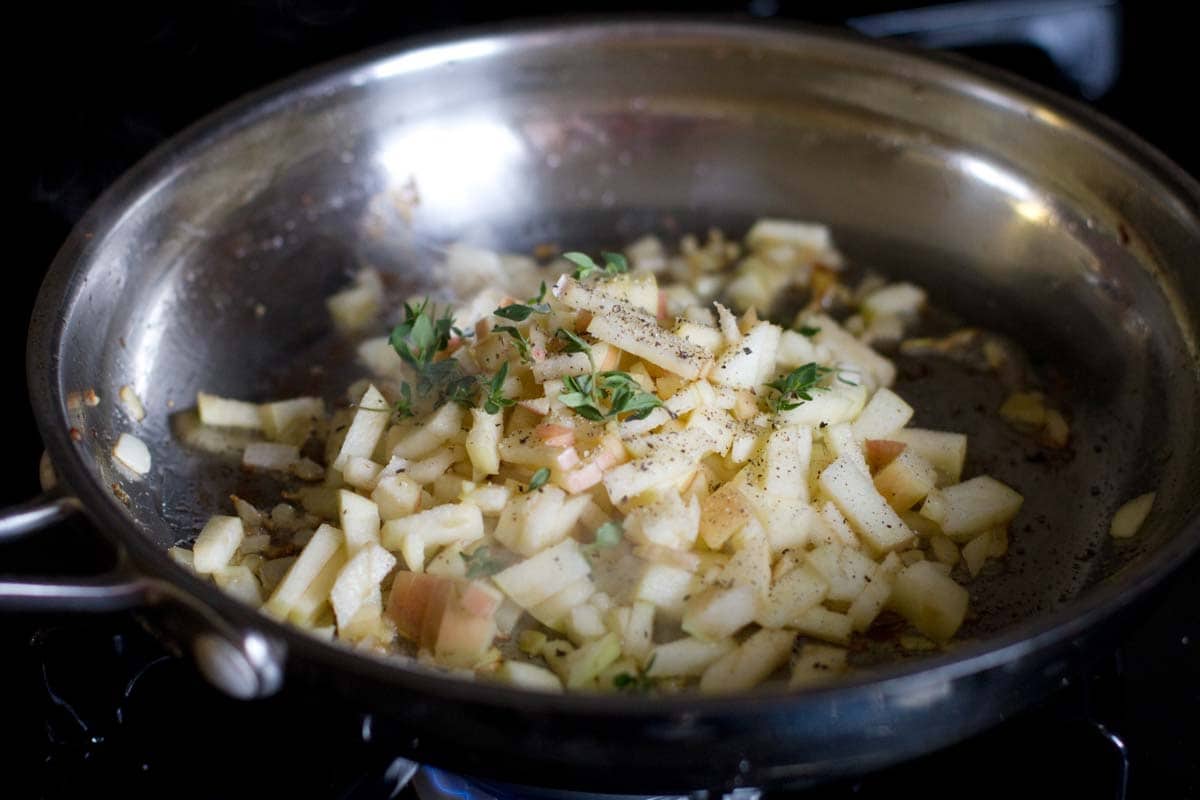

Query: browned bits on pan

[111,483,130,504]
[533,242,560,261]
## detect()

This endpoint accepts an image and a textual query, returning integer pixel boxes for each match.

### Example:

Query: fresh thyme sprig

[388,299,477,407]
[563,251,629,281]
[559,371,662,422]
[393,383,414,420]
[765,362,834,412]
[613,654,657,692]
[482,363,516,415]
[528,467,550,492]
[493,325,533,363]
[461,546,505,579]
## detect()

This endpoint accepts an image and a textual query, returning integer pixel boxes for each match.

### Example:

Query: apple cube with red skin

[386,572,502,668]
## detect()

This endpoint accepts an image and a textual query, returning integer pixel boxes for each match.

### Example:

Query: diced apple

[381,503,484,562]
[891,428,967,486]
[699,482,753,549]
[819,457,914,554]
[554,276,714,379]
[435,600,499,668]
[465,408,503,476]
[720,522,771,600]
[788,643,849,688]
[873,449,937,511]
[264,524,343,619]
[426,543,468,578]
[386,571,440,640]
[332,385,390,471]
[622,601,655,663]
[633,562,697,618]
[825,423,870,477]
[647,637,736,678]
[330,543,396,628]
[961,530,991,577]
[492,486,591,556]
[193,515,245,574]
[804,543,876,605]
[775,380,869,429]
[756,562,829,628]
[673,319,724,353]
[371,474,422,520]
[213,564,262,606]
[494,661,563,692]
[846,570,892,632]
[326,269,383,333]
[259,397,325,445]
[699,628,795,694]
[625,489,701,550]
[561,632,622,689]
[339,490,381,553]
[682,585,759,641]
[851,388,913,442]
[604,441,711,505]
[929,534,960,566]
[391,403,465,459]
[865,439,907,472]
[709,321,782,390]
[287,547,347,626]
[756,426,812,501]
[803,313,895,389]
[890,560,969,641]
[492,539,592,609]
[747,219,835,253]
[566,604,608,645]
[528,578,595,632]
[592,271,660,315]
[197,392,262,429]
[919,475,1023,541]
[790,606,853,645]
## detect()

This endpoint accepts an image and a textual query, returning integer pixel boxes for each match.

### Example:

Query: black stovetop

[11,3,1199,799]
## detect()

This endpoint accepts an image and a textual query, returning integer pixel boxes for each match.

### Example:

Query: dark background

[9,2,1199,798]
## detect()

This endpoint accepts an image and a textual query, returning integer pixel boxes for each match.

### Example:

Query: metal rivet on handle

[193,633,262,699]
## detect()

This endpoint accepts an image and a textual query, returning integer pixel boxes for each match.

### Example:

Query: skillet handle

[0,489,285,700]
[0,489,148,610]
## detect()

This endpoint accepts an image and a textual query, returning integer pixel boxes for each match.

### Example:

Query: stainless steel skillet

[2,19,1199,793]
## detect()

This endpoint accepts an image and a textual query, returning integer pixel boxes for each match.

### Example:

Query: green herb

[584,521,623,560]
[599,372,663,421]
[559,374,605,422]
[483,363,516,415]
[554,327,593,356]
[594,521,623,548]
[612,655,656,692]
[494,324,533,363]
[563,251,630,281]
[493,290,552,322]
[766,362,834,412]
[530,281,548,304]
[393,382,414,419]
[798,325,821,338]
[388,299,477,405]
[461,546,504,579]
[528,467,551,492]
[558,370,662,422]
